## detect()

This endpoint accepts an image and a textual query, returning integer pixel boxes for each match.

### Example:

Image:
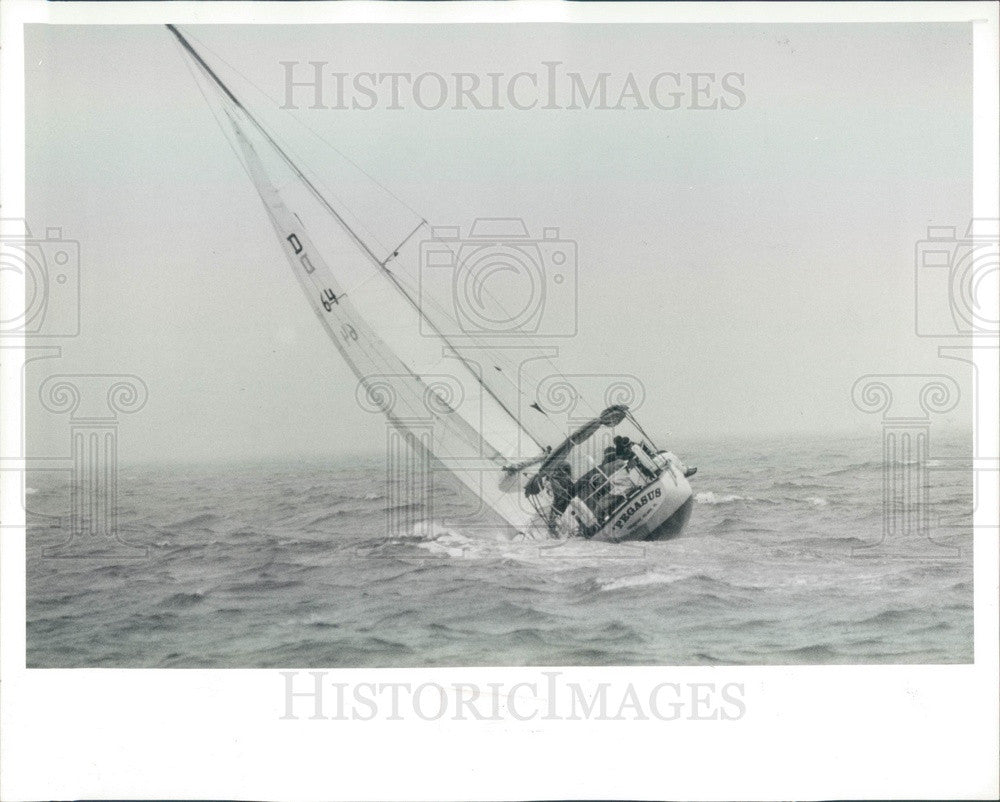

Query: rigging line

[626,410,659,452]
[174,26,597,428]
[173,37,258,192]
[176,34,496,463]
[175,42,384,312]
[239,40,592,429]
[169,24,541,452]
[173,32,405,339]
[356,224,570,426]
[377,235,600,431]
[409,230,603,424]
[175,28,423,248]
[363,234,560,433]
[372,264,558,438]
[169,25,390,269]
[381,220,427,267]
[375,245,544,450]
[173,27,592,427]
[232,119,508,465]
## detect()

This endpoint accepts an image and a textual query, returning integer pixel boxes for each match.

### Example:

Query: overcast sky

[26,23,973,463]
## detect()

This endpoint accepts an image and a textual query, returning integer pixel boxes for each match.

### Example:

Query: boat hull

[591,465,693,543]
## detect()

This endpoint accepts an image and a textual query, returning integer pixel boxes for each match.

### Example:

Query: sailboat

[168,25,695,542]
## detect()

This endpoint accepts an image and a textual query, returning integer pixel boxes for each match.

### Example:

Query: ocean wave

[27,438,974,668]
[405,521,527,555]
[410,520,458,540]
[276,636,414,664]
[223,578,304,593]
[910,621,952,634]
[405,522,486,558]
[712,514,745,531]
[153,540,212,555]
[697,490,829,509]
[797,535,869,548]
[779,643,838,661]
[26,487,38,495]
[823,466,854,476]
[696,491,751,505]
[824,459,927,476]
[164,512,221,531]
[772,480,827,491]
[554,647,633,665]
[858,608,917,626]
[588,621,645,645]
[311,490,387,505]
[306,510,348,527]
[159,591,207,609]
[415,537,474,558]
[384,501,424,515]
[118,612,180,633]
[498,627,549,647]
[597,568,701,592]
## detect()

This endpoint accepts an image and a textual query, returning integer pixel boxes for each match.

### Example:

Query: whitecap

[598,568,697,592]
[696,491,749,505]
[409,521,480,558]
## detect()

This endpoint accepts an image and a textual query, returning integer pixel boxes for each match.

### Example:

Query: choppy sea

[26,431,973,667]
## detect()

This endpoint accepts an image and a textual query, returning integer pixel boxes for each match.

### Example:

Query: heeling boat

[168,26,696,542]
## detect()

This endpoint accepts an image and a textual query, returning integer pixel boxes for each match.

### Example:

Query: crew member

[549,461,574,517]
[613,435,634,461]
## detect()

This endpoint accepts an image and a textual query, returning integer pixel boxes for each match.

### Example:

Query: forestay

[169,25,576,535]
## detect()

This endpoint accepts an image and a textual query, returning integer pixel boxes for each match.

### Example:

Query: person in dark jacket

[614,435,635,461]
[549,461,575,517]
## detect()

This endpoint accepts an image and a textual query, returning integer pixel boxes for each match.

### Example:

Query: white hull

[590,462,693,543]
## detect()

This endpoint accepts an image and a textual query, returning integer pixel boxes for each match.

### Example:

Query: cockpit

[521,405,687,538]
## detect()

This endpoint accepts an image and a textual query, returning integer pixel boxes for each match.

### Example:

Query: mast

[167,24,542,452]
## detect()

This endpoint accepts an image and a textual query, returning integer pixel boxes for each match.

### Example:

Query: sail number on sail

[285,232,348,320]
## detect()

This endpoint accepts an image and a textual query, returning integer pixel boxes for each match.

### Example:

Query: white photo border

[1,2,997,800]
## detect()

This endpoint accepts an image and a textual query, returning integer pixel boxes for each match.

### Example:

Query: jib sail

[169,24,567,534]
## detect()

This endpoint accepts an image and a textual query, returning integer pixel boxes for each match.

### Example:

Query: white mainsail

[168,25,589,534]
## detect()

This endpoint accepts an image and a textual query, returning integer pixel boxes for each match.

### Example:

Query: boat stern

[593,462,694,543]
